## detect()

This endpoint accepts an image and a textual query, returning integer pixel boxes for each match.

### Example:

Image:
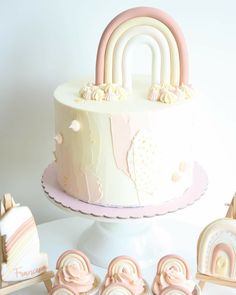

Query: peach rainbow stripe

[5,227,38,270]
[96,7,188,86]
[6,217,35,252]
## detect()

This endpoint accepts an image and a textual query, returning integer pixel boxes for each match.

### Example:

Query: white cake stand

[42,162,207,269]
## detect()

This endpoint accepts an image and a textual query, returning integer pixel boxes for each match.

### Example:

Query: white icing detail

[54,133,63,144]
[113,26,170,87]
[69,120,81,132]
[127,129,159,201]
[105,17,180,86]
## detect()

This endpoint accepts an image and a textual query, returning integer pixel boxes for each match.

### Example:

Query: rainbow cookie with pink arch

[197,218,236,281]
[152,255,200,295]
[54,7,195,207]
[51,249,100,295]
[100,256,149,294]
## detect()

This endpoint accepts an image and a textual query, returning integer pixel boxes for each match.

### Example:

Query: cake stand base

[78,220,171,268]
[42,162,207,268]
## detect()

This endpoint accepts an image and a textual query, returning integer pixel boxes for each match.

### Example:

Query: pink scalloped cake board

[41,162,207,219]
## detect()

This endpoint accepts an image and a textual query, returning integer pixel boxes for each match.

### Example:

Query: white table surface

[12,216,235,295]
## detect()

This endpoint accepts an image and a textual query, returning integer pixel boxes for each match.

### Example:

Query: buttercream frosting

[80,83,127,101]
[148,84,193,104]
[105,270,144,294]
[153,266,195,294]
[55,263,95,293]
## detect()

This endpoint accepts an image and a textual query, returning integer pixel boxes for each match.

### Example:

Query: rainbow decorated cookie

[197,217,236,281]
[100,256,149,295]
[0,194,48,282]
[51,250,100,294]
[152,255,200,295]
[101,283,134,295]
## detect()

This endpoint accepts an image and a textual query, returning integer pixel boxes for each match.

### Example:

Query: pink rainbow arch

[95,7,189,85]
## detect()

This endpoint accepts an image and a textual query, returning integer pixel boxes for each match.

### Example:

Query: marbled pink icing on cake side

[110,114,147,175]
[96,7,188,85]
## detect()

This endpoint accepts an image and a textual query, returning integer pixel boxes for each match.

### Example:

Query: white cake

[53,7,194,207]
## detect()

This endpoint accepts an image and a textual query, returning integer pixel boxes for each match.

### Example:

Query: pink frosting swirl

[55,264,95,293]
[105,270,144,294]
[153,266,195,294]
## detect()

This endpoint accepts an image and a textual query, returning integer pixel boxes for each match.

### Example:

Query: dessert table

[13,217,234,294]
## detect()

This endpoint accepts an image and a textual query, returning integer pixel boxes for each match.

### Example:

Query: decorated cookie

[50,285,77,295]
[101,283,134,295]
[100,256,149,294]
[53,250,100,294]
[197,217,236,281]
[0,194,48,282]
[152,255,200,295]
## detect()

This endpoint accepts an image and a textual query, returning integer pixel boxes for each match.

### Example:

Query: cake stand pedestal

[42,162,207,268]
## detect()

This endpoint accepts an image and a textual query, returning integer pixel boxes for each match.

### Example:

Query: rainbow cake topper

[80,7,193,103]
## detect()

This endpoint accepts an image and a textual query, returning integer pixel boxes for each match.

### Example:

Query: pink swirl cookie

[54,250,99,294]
[101,256,148,295]
[152,255,197,295]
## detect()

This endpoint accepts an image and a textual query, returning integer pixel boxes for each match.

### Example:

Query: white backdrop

[0,0,236,225]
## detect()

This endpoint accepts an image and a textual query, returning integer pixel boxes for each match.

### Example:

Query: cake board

[42,162,207,268]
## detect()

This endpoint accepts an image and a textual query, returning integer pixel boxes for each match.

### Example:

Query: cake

[100,256,149,294]
[53,7,194,207]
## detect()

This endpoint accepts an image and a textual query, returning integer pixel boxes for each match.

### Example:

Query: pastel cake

[54,7,194,207]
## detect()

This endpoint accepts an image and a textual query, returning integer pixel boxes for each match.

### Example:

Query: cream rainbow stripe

[113,25,170,88]
[106,17,178,86]
[96,7,188,87]
[123,34,162,90]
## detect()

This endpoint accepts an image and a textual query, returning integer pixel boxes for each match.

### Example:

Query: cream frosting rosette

[152,255,200,295]
[101,256,148,295]
[53,250,100,295]
[55,264,95,293]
